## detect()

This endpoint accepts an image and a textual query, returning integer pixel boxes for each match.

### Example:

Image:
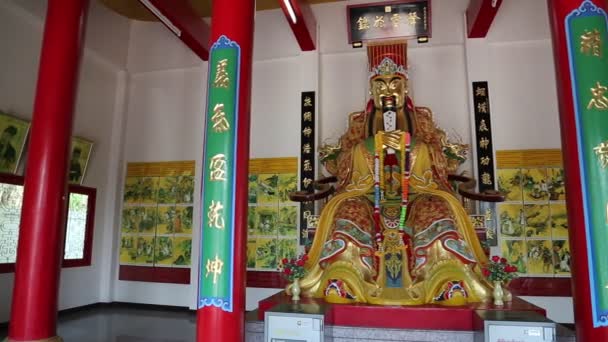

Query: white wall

[0,1,129,323]
[112,0,573,321]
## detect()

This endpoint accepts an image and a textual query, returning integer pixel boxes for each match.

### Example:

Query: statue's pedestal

[245,292,575,342]
[256,291,545,330]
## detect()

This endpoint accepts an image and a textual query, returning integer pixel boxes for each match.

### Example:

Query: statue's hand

[382,130,404,151]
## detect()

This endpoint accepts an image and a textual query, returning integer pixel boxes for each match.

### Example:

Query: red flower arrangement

[280,254,308,282]
[482,255,519,282]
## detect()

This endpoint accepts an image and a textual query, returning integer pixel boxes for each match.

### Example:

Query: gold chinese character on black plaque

[304,97,313,107]
[479,137,490,149]
[304,160,313,172]
[373,15,385,28]
[302,177,313,188]
[303,127,313,137]
[406,12,421,26]
[302,143,312,154]
[479,119,489,132]
[480,156,491,166]
[303,111,313,122]
[477,101,488,114]
[357,16,370,30]
[481,172,493,186]
[475,87,487,97]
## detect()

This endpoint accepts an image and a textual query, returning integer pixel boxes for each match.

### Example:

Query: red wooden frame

[466,0,503,38]
[346,0,433,44]
[0,173,97,273]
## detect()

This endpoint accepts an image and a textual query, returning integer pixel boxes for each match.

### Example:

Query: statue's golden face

[370,75,407,109]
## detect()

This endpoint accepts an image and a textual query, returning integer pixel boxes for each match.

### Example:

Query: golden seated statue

[292,42,493,306]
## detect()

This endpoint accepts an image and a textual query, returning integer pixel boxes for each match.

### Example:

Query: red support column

[196,1,254,341]
[7,0,89,341]
[547,0,608,341]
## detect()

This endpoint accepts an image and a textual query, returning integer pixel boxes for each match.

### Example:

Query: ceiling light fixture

[283,0,298,24]
[139,0,182,37]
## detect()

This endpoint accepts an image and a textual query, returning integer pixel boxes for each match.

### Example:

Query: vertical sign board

[300,92,316,246]
[198,36,240,312]
[472,81,496,193]
[565,0,608,327]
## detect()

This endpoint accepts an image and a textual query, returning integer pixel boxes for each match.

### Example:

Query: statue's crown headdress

[368,41,408,79]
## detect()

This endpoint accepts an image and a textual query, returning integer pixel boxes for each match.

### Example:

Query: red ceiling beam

[279,0,317,51]
[466,0,503,38]
[139,0,210,60]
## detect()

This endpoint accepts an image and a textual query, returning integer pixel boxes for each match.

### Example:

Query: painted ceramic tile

[174,206,193,234]
[552,240,571,276]
[525,240,554,275]
[172,237,192,266]
[248,175,258,204]
[547,168,566,201]
[522,168,549,202]
[257,174,279,205]
[119,234,137,264]
[247,238,257,269]
[501,239,527,274]
[523,204,551,239]
[154,236,174,265]
[497,204,525,238]
[124,176,159,204]
[278,205,298,237]
[550,203,569,239]
[278,173,298,204]
[255,238,278,270]
[157,176,178,204]
[135,235,156,265]
[156,206,177,235]
[247,206,257,237]
[497,168,523,202]
[256,206,278,236]
[277,238,298,262]
[122,207,157,234]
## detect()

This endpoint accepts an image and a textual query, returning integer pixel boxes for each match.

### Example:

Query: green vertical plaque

[566,0,608,327]
[198,36,241,312]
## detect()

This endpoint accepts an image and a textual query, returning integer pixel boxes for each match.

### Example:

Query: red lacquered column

[8,0,89,341]
[196,1,255,341]
[547,0,608,341]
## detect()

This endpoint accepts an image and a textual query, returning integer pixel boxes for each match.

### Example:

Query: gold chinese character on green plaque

[213,59,230,88]
[205,254,224,284]
[212,104,230,133]
[209,154,227,182]
[588,82,608,110]
[207,200,225,229]
[581,29,602,57]
[594,141,608,169]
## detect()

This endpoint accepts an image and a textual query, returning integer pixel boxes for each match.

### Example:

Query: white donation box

[475,310,557,342]
[264,303,326,342]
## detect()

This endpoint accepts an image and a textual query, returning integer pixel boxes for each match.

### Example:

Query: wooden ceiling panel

[99,0,343,21]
